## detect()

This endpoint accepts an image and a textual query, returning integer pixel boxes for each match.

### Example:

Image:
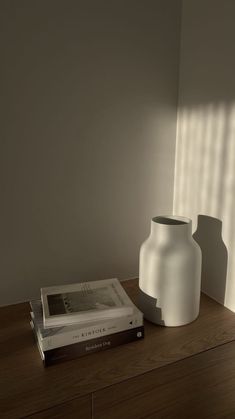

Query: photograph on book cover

[48,286,117,316]
[41,278,134,328]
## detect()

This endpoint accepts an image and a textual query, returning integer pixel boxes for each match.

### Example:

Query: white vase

[139,216,202,326]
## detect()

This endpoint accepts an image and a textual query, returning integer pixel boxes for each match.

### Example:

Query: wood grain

[93,340,235,419]
[26,395,91,419]
[1,279,235,418]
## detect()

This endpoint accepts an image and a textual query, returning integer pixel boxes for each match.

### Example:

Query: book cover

[41,278,134,328]
[31,321,144,366]
[30,299,143,351]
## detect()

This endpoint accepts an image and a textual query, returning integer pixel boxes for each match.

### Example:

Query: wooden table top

[1,278,235,418]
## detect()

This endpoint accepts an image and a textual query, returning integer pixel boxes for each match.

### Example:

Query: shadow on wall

[174,102,235,311]
[193,215,228,305]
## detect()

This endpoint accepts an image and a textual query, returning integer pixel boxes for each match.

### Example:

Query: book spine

[36,312,143,351]
[30,322,45,363]
[42,326,144,366]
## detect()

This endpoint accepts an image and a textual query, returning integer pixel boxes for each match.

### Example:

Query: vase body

[139,216,202,326]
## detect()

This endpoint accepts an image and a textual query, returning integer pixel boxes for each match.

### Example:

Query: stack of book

[30,278,144,366]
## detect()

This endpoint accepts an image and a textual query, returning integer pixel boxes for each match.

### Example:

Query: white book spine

[34,311,143,351]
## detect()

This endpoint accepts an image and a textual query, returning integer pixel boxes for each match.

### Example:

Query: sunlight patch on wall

[222,105,235,309]
[174,102,235,311]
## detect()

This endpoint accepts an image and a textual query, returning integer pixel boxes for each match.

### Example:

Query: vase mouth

[152,215,191,226]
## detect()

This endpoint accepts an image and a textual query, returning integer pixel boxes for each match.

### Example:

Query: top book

[41,278,134,328]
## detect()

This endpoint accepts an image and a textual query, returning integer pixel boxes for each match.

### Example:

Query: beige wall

[0,1,181,305]
[174,0,235,311]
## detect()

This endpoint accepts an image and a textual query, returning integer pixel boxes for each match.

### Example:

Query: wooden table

[1,279,235,418]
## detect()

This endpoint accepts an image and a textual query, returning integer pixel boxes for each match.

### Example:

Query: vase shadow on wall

[193,215,228,305]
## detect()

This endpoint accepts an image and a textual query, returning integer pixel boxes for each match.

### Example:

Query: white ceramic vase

[139,216,202,326]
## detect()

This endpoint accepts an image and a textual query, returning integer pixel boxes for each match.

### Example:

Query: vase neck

[150,216,192,241]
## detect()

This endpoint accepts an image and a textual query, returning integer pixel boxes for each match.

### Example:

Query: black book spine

[42,326,144,366]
